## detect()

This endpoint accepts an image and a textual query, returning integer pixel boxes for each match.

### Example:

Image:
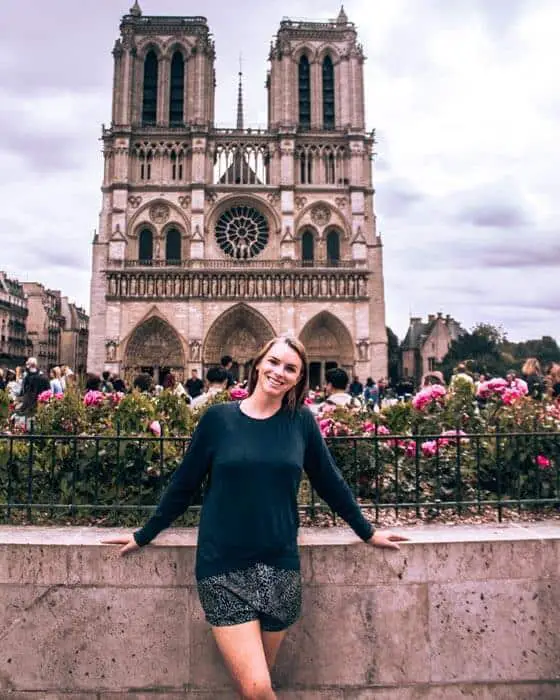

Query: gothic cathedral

[87,3,387,388]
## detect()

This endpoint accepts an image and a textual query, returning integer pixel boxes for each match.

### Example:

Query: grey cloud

[376,179,426,219]
[457,202,531,229]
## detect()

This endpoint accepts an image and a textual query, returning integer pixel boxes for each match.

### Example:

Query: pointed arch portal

[203,305,275,382]
[299,312,354,389]
[123,316,185,384]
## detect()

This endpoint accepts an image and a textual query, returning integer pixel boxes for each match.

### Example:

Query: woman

[103,336,408,699]
[50,366,64,395]
[522,357,545,399]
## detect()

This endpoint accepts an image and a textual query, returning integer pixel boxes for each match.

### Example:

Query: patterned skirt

[197,562,302,631]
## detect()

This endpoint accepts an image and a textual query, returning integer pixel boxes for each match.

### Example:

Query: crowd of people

[2,354,559,425]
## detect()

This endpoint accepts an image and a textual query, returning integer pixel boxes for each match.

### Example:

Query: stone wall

[0,524,558,699]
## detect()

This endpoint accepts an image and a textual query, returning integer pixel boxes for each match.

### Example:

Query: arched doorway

[123,316,185,384]
[203,304,275,383]
[299,312,354,389]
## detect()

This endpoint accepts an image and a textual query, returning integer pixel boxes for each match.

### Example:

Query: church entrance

[203,304,275,383]
[123,316,185,384]
[300,312,354,389]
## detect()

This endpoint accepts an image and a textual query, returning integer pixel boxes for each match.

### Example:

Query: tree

[386,326,400,384]
[438,323,508,379]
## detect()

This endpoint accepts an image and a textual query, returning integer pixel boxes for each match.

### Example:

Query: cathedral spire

[236,56,244,130]
[336,5,348,24]
[129,0,142,17]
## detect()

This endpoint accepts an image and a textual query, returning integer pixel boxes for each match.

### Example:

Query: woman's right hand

[101,535,141,556]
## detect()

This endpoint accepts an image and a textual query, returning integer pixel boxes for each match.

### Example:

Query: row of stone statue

[106,271,369,300]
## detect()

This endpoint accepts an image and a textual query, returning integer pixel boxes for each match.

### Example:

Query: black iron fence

[1,431,558,525]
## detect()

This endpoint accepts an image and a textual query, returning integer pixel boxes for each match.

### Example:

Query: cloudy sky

[1,0,558,342]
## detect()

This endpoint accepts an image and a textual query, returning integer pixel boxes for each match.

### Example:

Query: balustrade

[105,269,369,301]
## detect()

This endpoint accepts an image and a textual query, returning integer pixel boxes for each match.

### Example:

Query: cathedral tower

[87,4,387,388]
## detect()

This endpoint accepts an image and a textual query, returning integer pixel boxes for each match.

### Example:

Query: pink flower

[230,386,249,400]
[536,455,551,470]
[421,440,439,457]
[405,440,418,458]
[110,391,125,405]
[488,377,508,394]
[319,418,334,437]
[412,384,446,411]
[38,390,53,403]
[304,397,314,406]
[149,420,162,437]
[83,390,105,407]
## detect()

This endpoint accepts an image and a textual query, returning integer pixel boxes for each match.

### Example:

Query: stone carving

[266,192,280,206]
[295,196,307,210]
[310,204,331,227]
[149,203,170,225]
[189,339,201,361]
[106,270,369,301]
[205,190,218,204]
[105,340,118,362]
[357,338,370,361]
[178,195,191,209]
[335,197,347,209]
[128,195,142,208]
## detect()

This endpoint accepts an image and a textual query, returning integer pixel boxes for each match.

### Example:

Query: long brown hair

[247,336,308,410]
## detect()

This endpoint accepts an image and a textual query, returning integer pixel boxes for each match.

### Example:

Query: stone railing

[0,524,558,697]
[105,268,369,301]
[109,258,364,270]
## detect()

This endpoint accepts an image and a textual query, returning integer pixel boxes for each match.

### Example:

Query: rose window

[215,205,269,259]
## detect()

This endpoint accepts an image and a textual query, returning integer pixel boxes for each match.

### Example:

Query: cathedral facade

[87,3,387,388]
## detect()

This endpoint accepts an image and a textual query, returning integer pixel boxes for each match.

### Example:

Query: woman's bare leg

[212,620,276,699]
[261,628,289,670]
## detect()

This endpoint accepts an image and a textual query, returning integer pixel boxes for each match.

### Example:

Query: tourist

[450,363,474,387]
[190,366,228,409]
[220,354,236,389]
[60,366,75,391]
[100,371,114,394]
[349,375,363,397]
[547,363,560,399]
[186,368,204,400]
[49,366,64,395]
[363,377,379,410]
[522,357,545,399]
[103,336,408,699]
[112,376,126,393]
[316,367,360,411]
[5,369,21,401]
[0,369,5,391]
[163,372,188,399]
[133,372,153,394]
[19,357,50,415]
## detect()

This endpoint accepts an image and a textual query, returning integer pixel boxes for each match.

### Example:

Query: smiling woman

[103,335,409,699]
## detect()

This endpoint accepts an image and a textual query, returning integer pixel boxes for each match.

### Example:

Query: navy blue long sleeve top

[133,402,374,580]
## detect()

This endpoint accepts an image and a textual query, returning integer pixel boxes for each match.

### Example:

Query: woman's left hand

[367,530,409,550]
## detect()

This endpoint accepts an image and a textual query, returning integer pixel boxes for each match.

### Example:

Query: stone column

[311,60,322,129]
[157,57,169,125]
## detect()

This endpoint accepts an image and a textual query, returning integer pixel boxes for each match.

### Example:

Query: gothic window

[297,146,314,184]
[169,51,184,125]
[322,55,335,129]
[142,51,158,126]
[326,230,340,265]
[324,149,335,184]
[215,205,269,259]
[165,228,181,265]
[139,229,154,264]
[298,55,311,129]
[139,149,153,180]
[301,229,314,266]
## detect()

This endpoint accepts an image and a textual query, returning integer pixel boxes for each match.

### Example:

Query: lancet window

[322,55,335,129]
[139,229,154,264]
[142,51,158,126]
[326,229,341,265]
[165,229,182,265]
[213,142,270,185]
[301,229,315,266]
[295,144,347,185]
[136,148,153,181]
[169,51,185,125]
[298,56,311,129]
[170,149,185,180]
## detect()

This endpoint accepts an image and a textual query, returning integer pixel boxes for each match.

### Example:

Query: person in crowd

[0,368,5,391]
[190,366,228,409]
[450,363,474,387]
[522,357,545,399]
[60,366,75,392]
[220,354,236,389]
[85,373,102,391]
[316,367,360,411]
[505,369,517,386]
[163,372,188,400]
[49,366,64,395]
[186,368,204,400]
[133,373,153,394]
[112,376,126,393]
[363,377,379,410]
[19,357,50,415]
[546,363,560,399]
[103,335,408,700]
[349,375,363,397]
[100,371,114,394]
[396,376,415,399]
[422,371,445,387]
[5,369,21,401]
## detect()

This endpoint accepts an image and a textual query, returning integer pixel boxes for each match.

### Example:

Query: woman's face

[255,341,303,400]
